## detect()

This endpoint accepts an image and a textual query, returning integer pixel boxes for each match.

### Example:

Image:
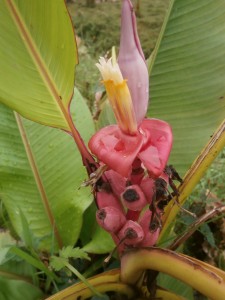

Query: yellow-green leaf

[0,0,77,130]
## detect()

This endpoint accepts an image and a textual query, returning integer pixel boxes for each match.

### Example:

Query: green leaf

[0,0,77,131]
[50,256,68,272]
[199,223,216,248]
[0,276,43,300]
[158,273,194,300]
[0,231,17,265]
[79,203,97,247]
[59,246,90,261]
[50,245,90,272]
[149,0,225,175]
[19,210,34,250]
[0,89,95,251]
[0,259,36,282]
[82,226,115,254]
[10,246,58,281]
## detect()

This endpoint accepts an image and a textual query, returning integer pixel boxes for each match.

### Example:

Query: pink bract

[88,125,143,177]
[138,119,173,178]
[118,0,149,125]
[89,119,173,178]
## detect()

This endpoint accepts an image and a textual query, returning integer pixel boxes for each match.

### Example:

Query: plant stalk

[121,247,225,300]
[160,120,225,240]
[45,269,135,300]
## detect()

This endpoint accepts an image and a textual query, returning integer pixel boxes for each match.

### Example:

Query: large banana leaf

[0,0,76,131]
[148,0,225,175]
[0,89,94,251]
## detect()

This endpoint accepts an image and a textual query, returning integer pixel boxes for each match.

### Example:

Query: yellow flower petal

[96,57,137,135]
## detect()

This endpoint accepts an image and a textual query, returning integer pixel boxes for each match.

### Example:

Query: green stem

[160,120,225,241]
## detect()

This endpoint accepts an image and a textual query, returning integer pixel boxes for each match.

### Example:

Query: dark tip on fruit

[123,188,140,202]
[149,222,159,232]
[124,227,138,239]
[97,209,106,221]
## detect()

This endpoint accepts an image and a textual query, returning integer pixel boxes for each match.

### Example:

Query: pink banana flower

[89,0,173,179]
[88,0,174,254]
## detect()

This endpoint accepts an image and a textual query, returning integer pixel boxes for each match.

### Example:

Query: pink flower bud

[96,206,126,233]
[121,185,147,211]
[118,0,149,125]
[118,220,144,245]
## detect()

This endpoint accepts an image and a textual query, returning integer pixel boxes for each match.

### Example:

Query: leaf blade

[0,89,95,251]
[14,113,63,248]
[0,0,77,130]
[149,0,225,175]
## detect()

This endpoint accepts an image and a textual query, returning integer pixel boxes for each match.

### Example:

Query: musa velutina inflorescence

[89,0,173,254]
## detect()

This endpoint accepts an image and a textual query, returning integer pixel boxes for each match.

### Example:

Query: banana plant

[0,0,225,299]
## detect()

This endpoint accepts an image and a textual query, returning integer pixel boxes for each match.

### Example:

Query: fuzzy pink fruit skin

[96,191,124,212]
[118,220,144,245]
[105,169,126,198]
[121,185,148,211]
[140,177,155,204]
[96,206,126,233]
[138,210,160,247]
